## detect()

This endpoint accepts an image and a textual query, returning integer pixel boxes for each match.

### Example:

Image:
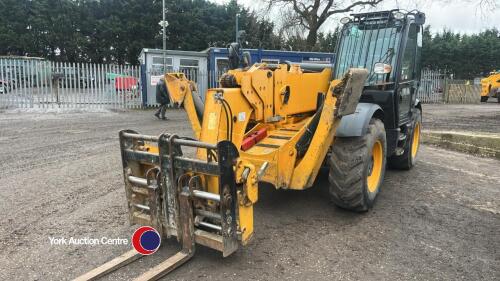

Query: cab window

[400,24,417,81]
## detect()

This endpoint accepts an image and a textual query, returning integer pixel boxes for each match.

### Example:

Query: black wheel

[388,109,422,170]
[328,118,387,212]
[487,87,500,103]
[481,96,489,102]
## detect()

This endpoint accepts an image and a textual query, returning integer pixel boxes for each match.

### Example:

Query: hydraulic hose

[295,102,324,158]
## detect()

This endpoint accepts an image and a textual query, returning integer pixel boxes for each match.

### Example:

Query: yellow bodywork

[158,64,364,245]
[481,71,500,98]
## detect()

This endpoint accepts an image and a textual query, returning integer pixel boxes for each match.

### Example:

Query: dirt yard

[423,103,500,134]
[0,107,498,281]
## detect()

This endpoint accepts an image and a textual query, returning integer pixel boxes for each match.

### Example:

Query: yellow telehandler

[480,71,500,103]
[75,9,425,281]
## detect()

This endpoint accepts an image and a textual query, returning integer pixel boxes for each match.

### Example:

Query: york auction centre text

[49,236,128,246]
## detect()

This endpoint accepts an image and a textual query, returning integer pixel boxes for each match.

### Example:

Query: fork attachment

[119,130,240,257]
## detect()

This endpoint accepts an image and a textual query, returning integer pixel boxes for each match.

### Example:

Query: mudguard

[336,103,384,137]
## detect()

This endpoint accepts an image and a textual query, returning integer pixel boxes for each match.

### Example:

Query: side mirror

[414,12,426,25]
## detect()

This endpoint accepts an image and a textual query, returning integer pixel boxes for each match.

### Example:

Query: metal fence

[445,80,481,104]
[0,58,141,109]
[1,61,484,109]
[416,69,481,104]
[417,69,446,103]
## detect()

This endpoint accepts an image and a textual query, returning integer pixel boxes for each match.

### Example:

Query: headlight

[374,63,392,74]
[392,11,405,20]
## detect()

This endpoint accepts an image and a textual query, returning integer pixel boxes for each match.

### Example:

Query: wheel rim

[411,122,421,158]
[367,140,383,193]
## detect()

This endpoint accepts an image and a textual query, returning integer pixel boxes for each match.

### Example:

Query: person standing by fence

[154,78,170,120]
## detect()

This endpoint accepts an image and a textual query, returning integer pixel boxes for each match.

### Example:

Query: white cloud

[211,0,500,34]
[376,0,500,34]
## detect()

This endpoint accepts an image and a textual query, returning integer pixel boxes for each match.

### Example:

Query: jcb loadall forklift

[480,71,500,103]
[76,9,425,281]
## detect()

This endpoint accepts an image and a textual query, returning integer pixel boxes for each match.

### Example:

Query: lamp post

[235,13,240,43]
[158,19,169,72]
[159,0,169,72]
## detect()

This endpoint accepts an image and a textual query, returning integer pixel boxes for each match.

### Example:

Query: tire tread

[328,119,385,211]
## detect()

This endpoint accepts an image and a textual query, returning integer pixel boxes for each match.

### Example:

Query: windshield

[335,22,403,85]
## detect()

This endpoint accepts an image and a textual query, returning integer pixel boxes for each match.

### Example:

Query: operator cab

[334,10,425,156]
[334,10,425,87]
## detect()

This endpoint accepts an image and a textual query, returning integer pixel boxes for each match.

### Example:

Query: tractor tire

[388,109,422,170]
[489,87,500,103]
[328,118,386,212]
[481,96,489,103]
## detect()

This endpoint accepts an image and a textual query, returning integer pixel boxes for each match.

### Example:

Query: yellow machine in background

[481,71,500,103]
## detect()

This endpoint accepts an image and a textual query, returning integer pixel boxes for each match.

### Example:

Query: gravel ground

[0,107,498,281]
[423,103,500,134]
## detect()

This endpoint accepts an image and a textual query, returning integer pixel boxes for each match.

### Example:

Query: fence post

[98,63,102,108]
[53,63,60,106]
[41,61,44,108]
[48,62,53,108]
[28,59,33,108]
[0,59,4,108]
[463,83,467,104]
[444,78,449,103]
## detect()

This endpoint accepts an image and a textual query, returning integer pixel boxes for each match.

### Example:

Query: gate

[417,69,445,103]
[0,58,142,109]
[445,80,481,104]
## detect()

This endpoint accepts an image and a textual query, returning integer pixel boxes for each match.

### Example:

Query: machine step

[398,133,407,141]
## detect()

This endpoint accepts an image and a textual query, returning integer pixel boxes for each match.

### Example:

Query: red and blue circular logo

[132,226,161,255]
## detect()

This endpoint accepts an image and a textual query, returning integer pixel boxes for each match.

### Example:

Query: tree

[422,27,500,79]
[316,28,340,52]
[0,0,280,64]
[0,0,29,55]
[263,0,383,49]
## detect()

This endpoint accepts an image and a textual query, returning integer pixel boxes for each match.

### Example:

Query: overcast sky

[211,0,500,34]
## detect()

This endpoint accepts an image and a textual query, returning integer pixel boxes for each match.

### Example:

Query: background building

[139,48,335,106]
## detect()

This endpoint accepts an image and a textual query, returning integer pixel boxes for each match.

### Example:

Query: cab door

[398,23,420,125]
